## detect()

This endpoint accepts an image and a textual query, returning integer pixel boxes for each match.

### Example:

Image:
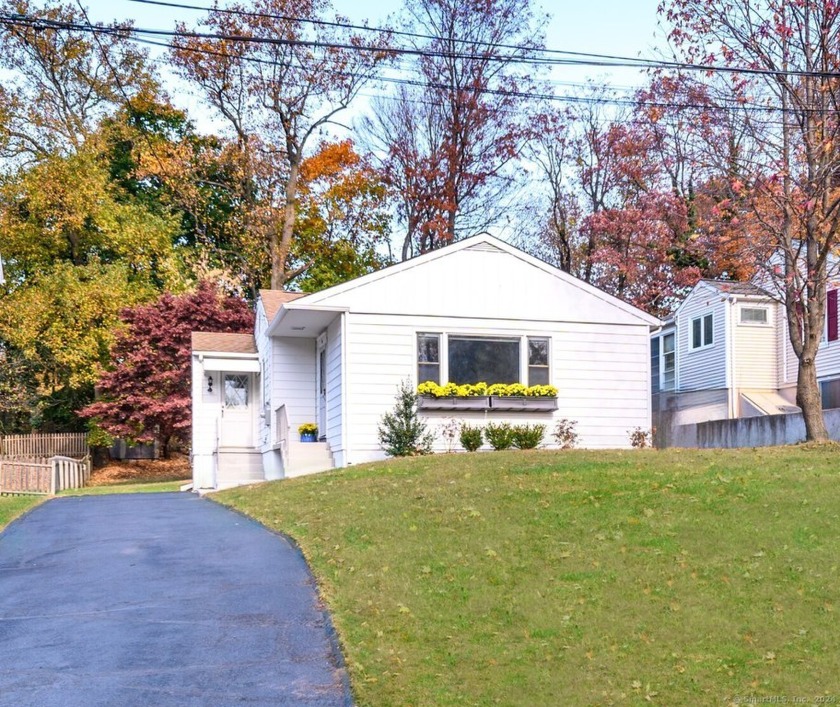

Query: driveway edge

[204,494,354,707]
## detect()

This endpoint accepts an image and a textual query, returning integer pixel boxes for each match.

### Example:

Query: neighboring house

[651,278,840,429]
[191,233,661,490]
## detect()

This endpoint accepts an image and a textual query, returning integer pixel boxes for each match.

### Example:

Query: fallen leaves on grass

[89,454,190,486]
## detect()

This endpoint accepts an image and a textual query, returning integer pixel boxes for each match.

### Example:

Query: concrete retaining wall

[664,408,840,448]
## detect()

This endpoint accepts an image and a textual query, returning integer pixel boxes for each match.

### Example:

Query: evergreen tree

[378,380,435,457]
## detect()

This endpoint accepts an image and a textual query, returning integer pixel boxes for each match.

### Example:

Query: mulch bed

[89,454,191,486]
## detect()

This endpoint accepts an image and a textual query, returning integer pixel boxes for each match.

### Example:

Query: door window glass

[224,374,249,408]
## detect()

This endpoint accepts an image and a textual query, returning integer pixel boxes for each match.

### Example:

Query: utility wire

[6,9,840,79]
[0,12,835,120]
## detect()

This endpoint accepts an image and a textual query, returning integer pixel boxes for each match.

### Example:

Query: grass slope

[216,448,840,705]
[61,480,186,495]
[0,495,42,530]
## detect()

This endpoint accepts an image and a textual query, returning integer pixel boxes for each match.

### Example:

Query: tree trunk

[271,159,301,289]
[796,357,829,443]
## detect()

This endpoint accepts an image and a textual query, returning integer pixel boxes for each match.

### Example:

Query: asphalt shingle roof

[700,279,771,297]
[191,332,257,354]
[259,289,306,322]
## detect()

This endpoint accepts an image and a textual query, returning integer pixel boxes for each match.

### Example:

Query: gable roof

[278,233,660,327]
[259,290,306,322]
[191,332,257,354]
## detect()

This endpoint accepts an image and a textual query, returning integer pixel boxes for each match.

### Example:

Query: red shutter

[829,289,838,341]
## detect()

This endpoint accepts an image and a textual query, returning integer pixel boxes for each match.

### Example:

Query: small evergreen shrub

[553,419,579,449]
[459,423,484,452]
[485,422,515,450]
[512,423,545,450]
[378,380,435,456]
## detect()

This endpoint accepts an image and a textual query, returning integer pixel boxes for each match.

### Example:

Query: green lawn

[60,480,186,495]
[215,447,840,706]
[0,494,42,530]
[0,480,184,529]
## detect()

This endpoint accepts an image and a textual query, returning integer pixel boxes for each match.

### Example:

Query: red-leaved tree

[81,282,253,457]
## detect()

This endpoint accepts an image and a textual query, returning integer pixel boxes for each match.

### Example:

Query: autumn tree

[0,0,154,163]
[526,89,707,315]
[663,0,840,441]
[170,0,389,288]
[292,139,393,291]
[81,282,253,457]
[0,261,155,430]
[364,0,544,259]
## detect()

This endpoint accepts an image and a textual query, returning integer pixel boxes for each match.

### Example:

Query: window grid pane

[703,314,714,345]
[692,318,702,348]
[741,307,768,324]
[527,337,550,386]
[417,333,441,384]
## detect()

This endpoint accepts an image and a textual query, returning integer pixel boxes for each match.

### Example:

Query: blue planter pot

[300,432,317,443]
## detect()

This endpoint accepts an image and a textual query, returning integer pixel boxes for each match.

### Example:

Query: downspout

[340,311,350,466]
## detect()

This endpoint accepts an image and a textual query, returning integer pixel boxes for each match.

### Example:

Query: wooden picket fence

[0,433,89,459]
[0,455,91,495]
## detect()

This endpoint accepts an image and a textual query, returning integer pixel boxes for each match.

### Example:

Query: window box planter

[417,395,558,412]
[490,396,558,412]
[417,396,491,411]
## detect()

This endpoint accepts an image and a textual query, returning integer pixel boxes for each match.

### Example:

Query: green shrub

[485,422,515,450]
[86,422,114,448]
[553,419,579,449]
[511,424,545,450]
[459,423,483,452]
[378,380,435,456]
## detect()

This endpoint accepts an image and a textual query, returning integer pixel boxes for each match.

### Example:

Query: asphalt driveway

[0,493,351,706]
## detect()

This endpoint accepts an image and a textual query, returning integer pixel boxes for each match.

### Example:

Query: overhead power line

[6,9,840,79]
[0,11,837,122]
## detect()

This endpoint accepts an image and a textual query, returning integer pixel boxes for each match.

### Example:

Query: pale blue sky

[85,0,666,90]
[81,0,666,136]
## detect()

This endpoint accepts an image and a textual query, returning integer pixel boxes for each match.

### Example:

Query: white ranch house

[191,234,660,490]
[651,277,840,427]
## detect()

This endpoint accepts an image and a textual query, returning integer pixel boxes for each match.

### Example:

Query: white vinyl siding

[325,315,344,465]
[271,337,316,439]
[255,302,272,449]
[344,313,651,462]
[676,287,727,391]
[778,306,840,386]
[734,302,777,389]
[299,244,652,327]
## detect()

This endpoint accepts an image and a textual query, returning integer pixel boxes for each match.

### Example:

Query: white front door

[221,372,253,447]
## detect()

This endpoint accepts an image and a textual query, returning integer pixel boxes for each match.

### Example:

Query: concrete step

[218,449,263,485]
[286,440,333,477]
